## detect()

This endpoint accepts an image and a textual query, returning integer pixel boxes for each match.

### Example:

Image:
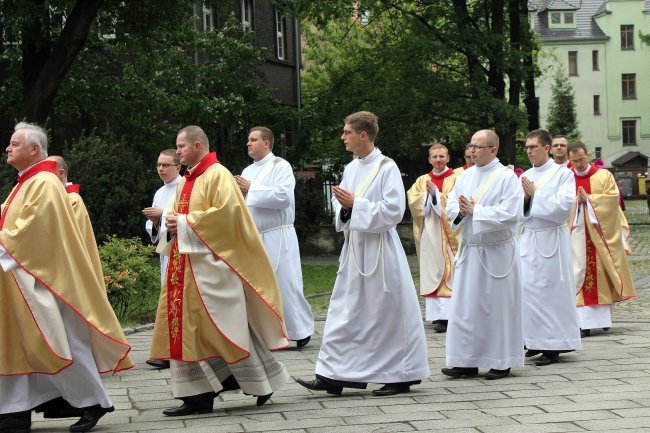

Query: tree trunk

[21,0,104,124]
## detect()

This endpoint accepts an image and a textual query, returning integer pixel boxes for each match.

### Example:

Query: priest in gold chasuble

[407,143,458,333]
[150,126,289,416]
[568,142,635,337]
[0,123,134,433]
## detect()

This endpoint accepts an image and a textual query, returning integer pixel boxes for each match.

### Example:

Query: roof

[646,0,650,12]
[529,0,609,42]
[611,152,649,167]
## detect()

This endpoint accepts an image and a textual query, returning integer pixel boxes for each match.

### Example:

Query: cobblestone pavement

[32,227,650,433]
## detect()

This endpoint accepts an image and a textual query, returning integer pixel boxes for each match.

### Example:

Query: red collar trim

[572,165,599,179]
[185,152,219,181]
[65,184,80,194]
[17,160,57,183]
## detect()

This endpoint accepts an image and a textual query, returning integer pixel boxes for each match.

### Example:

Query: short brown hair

[568,140,588,155]
[249,126,275,149]
[160,149,180,165]
[178,125,209,148]
[428,143,449,156]
[526,129,552,147]
[344,111,379,141]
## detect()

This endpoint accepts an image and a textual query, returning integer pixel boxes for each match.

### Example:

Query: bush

[294,176,327,243]
[99,236,160,324]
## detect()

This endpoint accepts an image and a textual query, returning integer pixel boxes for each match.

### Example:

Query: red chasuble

[65,183,81,194]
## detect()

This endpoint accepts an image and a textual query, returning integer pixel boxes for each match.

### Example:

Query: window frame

[622,120,637,146]
[592,50,599,71]
[203,5,213,31]
[275,7,287,61]
[568,51,578,76]
[622,73,636,100]
[620,25,634,50]
[593,95,601,115]
[241,0,253,32]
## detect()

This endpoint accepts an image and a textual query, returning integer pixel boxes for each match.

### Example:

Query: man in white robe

[442,129,524,380]
[235,126,314,347]
[143,149,181,369]
[295,111,430,397]
[520,129,581,367]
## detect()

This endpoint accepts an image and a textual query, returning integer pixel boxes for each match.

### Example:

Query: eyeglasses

[570,158,587,164]
[157,163,179,168]
[525,145,542,151]
[468,144,494,150]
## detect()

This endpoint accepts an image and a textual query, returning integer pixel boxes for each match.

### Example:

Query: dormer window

[548,10,576,28]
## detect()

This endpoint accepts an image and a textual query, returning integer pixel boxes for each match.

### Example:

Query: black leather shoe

[441,367,479,378]
[146,359,170,369]
[0,411,31,433]
[485,368,511,380]
[296,336,311,348]
[602,327,610,331]
[432,320,448,333]
[525,349,542,358]
[372,383,411,396]
[535,353,560,366]
[34,397,84,418]
[580,329,591,338]
[69,405,114,432]
[162,403,212,417]
[256,393,273,406]
[295,378,343,396]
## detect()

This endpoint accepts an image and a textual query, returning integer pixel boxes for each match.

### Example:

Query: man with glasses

[235,126,314,349]
[442,129,524,380]
[142,149,181,369]
[568,141,635,337]
[453,144,474,174]
[519,130,581,367]
[551,136,571,167]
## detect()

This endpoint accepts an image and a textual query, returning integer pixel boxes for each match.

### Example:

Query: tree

[546,69,580,140]
[292,0,538,167]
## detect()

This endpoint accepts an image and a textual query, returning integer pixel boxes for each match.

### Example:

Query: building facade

[531,0,650,168]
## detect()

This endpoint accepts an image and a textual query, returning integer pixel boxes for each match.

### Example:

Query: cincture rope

[342,231,388,292]
[520,224,566,281]
[260,224,293,272]
[463,238,517,279]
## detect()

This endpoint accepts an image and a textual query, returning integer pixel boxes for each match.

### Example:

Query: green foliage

[294,176,327,241]
[546,69,581,141]
[64,135,154,242]
[99,236,160,324]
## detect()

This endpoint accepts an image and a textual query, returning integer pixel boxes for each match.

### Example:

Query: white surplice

[145,175,180,284]
[315,148,430,384]
[445,158,524,370]
[241,153,314,341]
[520,159,581,351]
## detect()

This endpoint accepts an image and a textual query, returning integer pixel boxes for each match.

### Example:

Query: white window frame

[275,8,286,61]
[241,0,253,32]
[203,5,213,31]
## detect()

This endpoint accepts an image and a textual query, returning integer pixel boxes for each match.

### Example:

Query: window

[568,51,578,76]
[275,8,287,60]
[622,120,637,146]
[592,50,599,71]
[551,12,561,24]
[595,147,602,159]
[622,74,636,99]
[564,12,574,24]
[203,5,213,31]
[593,95,600,115]
[241,0,253,32]
[621,25,634,50]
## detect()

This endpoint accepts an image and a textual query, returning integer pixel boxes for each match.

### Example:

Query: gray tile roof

[529,0,608,42]
[645,0,650,12]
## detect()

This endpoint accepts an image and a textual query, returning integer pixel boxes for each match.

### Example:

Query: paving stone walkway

[32,227,650,433]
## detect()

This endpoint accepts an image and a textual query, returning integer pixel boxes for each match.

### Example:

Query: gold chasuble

[0,161,134,376]
[150,152,288,364]
[65,185,104,287]
[570,166,636,306]
[407,169,458,297]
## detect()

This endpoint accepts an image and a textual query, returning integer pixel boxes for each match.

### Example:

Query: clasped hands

[458,194,474,216]
[333,185,355,209]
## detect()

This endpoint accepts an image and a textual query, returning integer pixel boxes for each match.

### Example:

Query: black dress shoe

[146,359,170,369]
[372,383,411,396]
[34,397,84,418]
[0,411,31,433]
[535,353,560,366]
[296,336,311,348]
[432,320,448,333]
[580,329,591,338]
[69,405,114,433]
[525,349,542,358]
[162,402,212,417]
[485,368,511,380]
[441,367,479,378]
[602,327,610,331]
[295,378,343,396]
[256,393,273,406]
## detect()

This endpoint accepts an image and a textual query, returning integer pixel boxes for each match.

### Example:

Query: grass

[302,264,338,315]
